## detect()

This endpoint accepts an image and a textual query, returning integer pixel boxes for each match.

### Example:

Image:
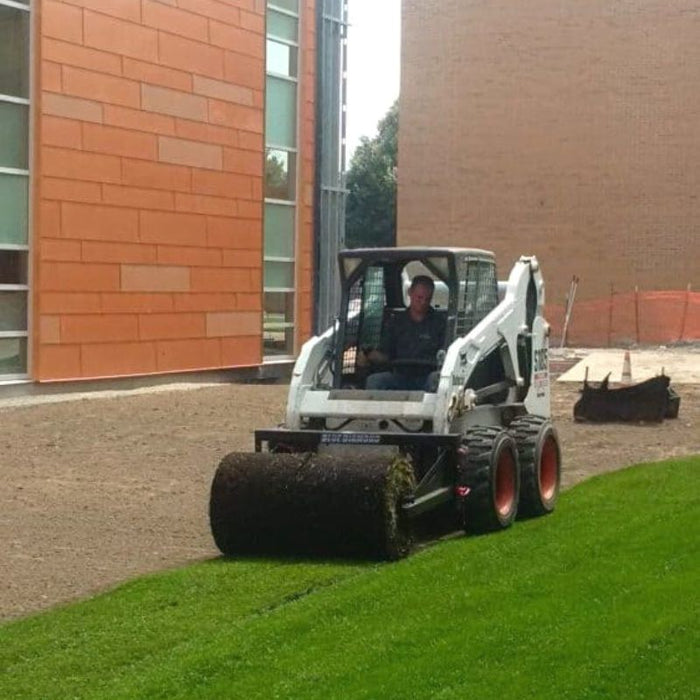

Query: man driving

[357,275,446,391]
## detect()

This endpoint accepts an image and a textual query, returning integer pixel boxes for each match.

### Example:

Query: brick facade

[297,0,316,345]
[399,0,699,323]
[31,0,315,381]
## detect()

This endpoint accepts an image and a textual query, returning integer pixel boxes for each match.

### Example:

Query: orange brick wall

[31,0,316,381]
[296,0,316,345]
[399,1,700,314]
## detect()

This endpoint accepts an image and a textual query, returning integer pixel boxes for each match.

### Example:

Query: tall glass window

[264,1,300,357]
[0,1,30,378]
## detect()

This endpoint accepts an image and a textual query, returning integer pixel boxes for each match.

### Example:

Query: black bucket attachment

[573,374,680,423]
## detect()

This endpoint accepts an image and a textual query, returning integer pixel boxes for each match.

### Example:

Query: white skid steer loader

[210,247,562,559]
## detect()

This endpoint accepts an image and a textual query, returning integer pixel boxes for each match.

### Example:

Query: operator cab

[333,247,499,391]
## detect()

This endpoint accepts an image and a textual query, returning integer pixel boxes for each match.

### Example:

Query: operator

[357,275,446,391]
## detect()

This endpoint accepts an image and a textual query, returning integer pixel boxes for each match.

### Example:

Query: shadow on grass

[203,500,478,565]
[203,552,373,568]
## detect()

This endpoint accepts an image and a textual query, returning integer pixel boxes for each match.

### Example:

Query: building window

[266,77,297,149]
[266,39,298,78]
[268,10,298,42]
[264,1,300,357]
[265,149,296,201]
[0,0,30,378]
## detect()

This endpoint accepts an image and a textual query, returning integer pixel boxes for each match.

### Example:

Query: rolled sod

[210,451,416,559]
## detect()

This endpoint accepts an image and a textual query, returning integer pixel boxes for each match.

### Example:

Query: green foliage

[345,100,398,248]
[1,456,698,699]
[265,150,291,200]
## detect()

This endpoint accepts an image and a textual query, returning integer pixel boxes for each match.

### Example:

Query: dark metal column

[314,0,348,334]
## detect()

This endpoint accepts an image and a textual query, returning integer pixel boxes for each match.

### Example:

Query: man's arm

[357,312,395,367]
[368,347,389,363]
[356,347,389,367]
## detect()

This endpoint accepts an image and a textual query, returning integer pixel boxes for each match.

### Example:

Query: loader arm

[285,324,335,429]
[433,256,550,433]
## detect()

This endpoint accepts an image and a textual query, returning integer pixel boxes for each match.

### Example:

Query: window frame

[266,37,299,80]
[0,0,30,381]
[264,146,297,202]
[263,0,301,359]
[0,0,30,10]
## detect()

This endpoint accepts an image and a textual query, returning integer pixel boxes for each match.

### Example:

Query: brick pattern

[34,0,316,380]
[398,0,700,315]
[296,0,316,345]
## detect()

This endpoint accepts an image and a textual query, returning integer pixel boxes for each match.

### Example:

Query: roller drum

[210,451,416,560]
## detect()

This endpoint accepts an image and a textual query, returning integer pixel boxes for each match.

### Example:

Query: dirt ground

[1,380,698,622]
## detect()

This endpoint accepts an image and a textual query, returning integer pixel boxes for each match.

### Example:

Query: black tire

[509,416,561,518]
[461,427,520,534]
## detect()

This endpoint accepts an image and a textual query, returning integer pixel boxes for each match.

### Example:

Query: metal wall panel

[314,0,348,334]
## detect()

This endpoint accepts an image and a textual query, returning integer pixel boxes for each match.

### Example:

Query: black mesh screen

[455,258,499,337]
[339,266,386,379]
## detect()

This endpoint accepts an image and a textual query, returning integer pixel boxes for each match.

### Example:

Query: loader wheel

[509,416,561,517]
[461,428,520,534]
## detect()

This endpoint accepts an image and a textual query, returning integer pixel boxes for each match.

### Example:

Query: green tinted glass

[0,291,27,331]
[0,337,27,374]
[267,10,298,42]
[0,101,28,169]
[265,149,296,200]
[0,250,28,285]
[266,76,297,148]
[263,325,294,356]
[0,6,29,98]
[0,174,28,245]
[268,0,299,14]
[264,291,295,325]
[263,291,295,355]
[264,203,295,258]
[264,261,294,289]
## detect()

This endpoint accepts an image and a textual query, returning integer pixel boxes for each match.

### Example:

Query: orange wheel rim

[540,435,559,501]
[495,449,516,516]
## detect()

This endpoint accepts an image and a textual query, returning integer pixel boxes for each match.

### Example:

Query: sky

[345,0,401,161]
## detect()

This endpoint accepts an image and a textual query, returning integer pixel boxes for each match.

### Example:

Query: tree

[345,100,398,248]
[265,150,290,200]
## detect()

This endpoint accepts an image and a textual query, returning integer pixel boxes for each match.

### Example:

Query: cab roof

[338,246,495,262]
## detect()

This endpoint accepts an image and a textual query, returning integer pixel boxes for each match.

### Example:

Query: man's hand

[357,347,388,367]
[356,348,370,368]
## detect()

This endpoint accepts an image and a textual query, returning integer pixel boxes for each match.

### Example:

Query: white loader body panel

[286,255,550,433]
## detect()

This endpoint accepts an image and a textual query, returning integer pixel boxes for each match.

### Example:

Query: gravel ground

[1,380,698,622]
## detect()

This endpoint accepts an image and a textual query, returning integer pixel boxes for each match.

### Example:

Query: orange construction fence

[547,288,699,347]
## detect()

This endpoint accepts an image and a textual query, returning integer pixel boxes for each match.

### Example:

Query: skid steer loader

[210,247,562,559]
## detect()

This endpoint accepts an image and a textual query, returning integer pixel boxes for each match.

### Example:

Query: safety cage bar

[328,248,497,389]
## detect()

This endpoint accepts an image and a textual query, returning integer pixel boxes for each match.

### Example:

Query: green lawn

[1,456,698,699]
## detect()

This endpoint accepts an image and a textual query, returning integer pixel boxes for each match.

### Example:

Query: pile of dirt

[1,381,698,621]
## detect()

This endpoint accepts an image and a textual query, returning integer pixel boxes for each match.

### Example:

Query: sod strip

[210,451,416,559]
[1,456,698,700]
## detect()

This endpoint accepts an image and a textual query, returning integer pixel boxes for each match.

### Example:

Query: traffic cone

[621,350,632,384]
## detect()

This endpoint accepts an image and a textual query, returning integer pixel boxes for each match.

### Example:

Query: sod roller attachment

[210,452,417,560]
